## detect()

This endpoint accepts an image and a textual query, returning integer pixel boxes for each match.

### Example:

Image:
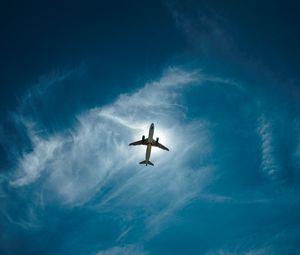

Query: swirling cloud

[9,67,214,240]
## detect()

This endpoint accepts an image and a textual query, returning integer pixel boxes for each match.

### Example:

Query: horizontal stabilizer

[139,160,154,166]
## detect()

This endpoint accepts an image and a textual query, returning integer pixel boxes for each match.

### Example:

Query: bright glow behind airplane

[129,123,169,166]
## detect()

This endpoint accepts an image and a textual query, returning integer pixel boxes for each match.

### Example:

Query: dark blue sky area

[0,1,183,113]
[1,1,300,255]
[1,0,299,113]
[1,1,299,110]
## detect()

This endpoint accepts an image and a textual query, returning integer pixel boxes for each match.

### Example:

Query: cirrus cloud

[9,67,215,240]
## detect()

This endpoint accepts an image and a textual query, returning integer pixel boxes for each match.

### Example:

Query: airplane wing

[129,138,148,146]
[152,141,169,151]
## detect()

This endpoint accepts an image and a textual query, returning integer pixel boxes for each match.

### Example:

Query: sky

[1,1,300,254]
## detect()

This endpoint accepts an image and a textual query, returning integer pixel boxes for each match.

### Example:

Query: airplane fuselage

[145,123,154,165]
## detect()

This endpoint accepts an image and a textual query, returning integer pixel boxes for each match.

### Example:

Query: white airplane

[129,123,169,166]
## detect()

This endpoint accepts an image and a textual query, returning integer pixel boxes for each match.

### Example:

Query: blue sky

[1,1,300,254]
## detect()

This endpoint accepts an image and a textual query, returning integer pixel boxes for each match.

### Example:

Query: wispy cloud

[166,1,235,57]
[95,245,147,255]
[257,116,280,178]
[205,247,275,255]
[9,67,215,239]
[19,67,82,110]
[293,118,300,170]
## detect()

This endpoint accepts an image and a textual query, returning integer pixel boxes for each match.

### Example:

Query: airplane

[129,123,169,166]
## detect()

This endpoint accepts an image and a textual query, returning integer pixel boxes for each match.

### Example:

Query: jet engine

[156,137,159,144]
[142,135,145,141]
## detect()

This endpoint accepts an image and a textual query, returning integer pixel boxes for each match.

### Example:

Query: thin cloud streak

[95,245,147,255]
[257,116,279,178]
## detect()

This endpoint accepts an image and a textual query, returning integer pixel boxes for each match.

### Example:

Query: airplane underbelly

[146,144,152,160]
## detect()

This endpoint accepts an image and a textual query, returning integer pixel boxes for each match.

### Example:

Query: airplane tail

[139,160,154,166]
